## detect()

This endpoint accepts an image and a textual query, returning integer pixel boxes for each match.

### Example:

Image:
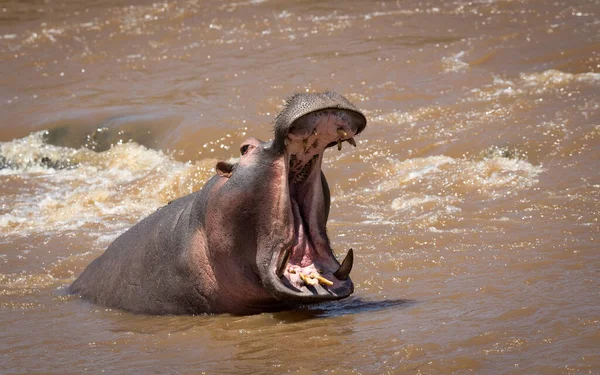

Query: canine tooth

[276,247,292,278]
[333,248,354,280]
[337,139,342,151]
[337,128,347,138]
[310,273,334,286]
[347,137,357,147]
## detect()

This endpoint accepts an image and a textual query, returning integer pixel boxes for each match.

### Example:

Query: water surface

[1,0,599,373]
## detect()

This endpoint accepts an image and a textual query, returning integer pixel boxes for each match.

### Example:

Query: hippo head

[212,92,366,309]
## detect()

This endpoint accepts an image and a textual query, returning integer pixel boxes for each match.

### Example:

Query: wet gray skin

[68,92,367,315]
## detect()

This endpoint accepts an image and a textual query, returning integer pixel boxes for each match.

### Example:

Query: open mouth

[266,108,365,303]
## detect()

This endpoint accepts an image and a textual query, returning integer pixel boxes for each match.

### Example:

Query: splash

[470,69,600,101]
[0,132,215,239]
[521,70,600,89]
[442,51,469,73]
[344,151,542,228]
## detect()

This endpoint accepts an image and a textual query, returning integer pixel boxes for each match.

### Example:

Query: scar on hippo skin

[68,91,367,315]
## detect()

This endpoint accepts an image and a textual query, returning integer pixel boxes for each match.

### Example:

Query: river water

[1,0,599,374]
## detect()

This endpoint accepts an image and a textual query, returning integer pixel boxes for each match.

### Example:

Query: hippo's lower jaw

[262,107,365,304]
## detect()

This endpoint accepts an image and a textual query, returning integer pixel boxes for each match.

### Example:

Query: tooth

[337,128,347,138]
[284,138,290,147]
[299,272,318,286]
[333,248,354,280]
[310,272,334,286]
[347,137,357,147]
[276,247,292,278]
[337,139,342,151]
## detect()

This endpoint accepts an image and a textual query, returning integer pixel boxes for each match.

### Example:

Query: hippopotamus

[69,92,367,315]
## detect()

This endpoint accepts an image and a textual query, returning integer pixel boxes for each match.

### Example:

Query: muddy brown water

[1,0,599,374]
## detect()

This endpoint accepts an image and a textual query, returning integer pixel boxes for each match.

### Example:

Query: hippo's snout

[271,92,366,154]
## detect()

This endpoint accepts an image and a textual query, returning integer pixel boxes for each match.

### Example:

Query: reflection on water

[1,0,599,373]
[278,297,417,321]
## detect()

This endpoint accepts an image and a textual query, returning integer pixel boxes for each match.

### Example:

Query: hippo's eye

[240,144,250,155]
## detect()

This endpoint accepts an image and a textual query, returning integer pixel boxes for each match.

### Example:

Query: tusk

[276,247,292,278]
[310,273,334,286]
[299,272,318,286]
[337,139,343,151]
[346,137,357,147]
[337,128,347,138]
[333,248,354,280]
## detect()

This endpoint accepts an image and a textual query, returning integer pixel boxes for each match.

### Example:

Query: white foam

[442,51,469,72]
[391,194,461,213]
[521,69,600,87]
[0,131,81,174]
[470,69,600,101]
[465,157,542,188]
[376,156,455,193]
[0,133,215,238]
[348,153,542,227]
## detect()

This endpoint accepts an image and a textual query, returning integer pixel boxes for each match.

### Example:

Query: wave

[470,69,600,101]
[0,131,215,239]
[336,149,542,229]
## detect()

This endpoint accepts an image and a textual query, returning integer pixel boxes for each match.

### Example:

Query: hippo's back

[69,190,210,314]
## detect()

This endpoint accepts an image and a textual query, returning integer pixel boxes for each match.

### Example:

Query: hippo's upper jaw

[259,92,366,304]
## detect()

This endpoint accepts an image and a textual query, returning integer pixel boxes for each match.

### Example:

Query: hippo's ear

[216,161,234,178]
